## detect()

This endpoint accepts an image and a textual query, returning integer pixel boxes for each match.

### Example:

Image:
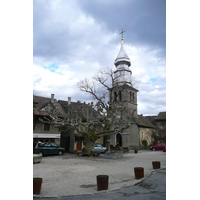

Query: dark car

[150,143,166,151]
[34,142,65,156]
[94,143,106,154]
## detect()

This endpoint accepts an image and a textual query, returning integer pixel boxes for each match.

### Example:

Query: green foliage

[142,139,147,147]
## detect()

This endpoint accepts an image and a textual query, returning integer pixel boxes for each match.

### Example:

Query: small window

[132,92,134,102]
[44,123,50,131]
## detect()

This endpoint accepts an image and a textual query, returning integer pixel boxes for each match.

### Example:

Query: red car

[150,143,166,151]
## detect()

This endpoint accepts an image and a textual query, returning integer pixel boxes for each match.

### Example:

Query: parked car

[94,143,106,154]
[34,142,65,156]
[150,143,166,151]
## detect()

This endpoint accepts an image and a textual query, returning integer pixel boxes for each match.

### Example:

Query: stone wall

[127,123,139,147]
[34,120,60,134]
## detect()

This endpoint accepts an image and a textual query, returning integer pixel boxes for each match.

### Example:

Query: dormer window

[42,103,51,112]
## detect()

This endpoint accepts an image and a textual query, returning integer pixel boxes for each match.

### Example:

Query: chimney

[77,100,81,103]
[68,97,71,105]
[51,94,54,102]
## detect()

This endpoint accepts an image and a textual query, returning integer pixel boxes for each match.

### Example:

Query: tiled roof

[58,100,101,119]
[33,95,66,117]
[136,115,158,129]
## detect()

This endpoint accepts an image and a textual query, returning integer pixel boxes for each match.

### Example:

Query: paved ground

[33,150,166,198]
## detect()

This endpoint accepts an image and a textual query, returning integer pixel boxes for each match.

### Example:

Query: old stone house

[155,112,166,142]
[145,112,166,144]
[33,94,66,145]
[58,97,104,153]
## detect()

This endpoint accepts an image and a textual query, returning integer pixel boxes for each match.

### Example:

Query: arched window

[130,91,132,101]
[132,92,134,102]
[119,91,122,101]
[114,92,117,102]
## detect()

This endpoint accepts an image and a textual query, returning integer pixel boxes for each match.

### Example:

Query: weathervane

[119,27,125,44]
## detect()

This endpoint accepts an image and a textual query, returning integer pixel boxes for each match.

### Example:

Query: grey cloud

[34,0,166,64]
[33,0,77,63]
[78,0,166,57]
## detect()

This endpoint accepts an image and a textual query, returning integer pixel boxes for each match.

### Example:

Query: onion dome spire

[114,28,132,86]
[114,28,131,67]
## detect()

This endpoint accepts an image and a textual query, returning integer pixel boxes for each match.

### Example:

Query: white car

[94,143,106,153]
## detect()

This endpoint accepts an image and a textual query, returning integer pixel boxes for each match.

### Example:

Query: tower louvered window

[114,92,117,102]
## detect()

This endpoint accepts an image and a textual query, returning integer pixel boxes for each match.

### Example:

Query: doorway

[61,135,70,152]
[116,133,122,147]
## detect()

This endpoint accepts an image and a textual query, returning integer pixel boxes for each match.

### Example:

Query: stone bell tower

[109,28,140,149]
[110,28,138,118]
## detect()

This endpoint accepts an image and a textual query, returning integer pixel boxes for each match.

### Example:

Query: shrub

[142,139,148,147]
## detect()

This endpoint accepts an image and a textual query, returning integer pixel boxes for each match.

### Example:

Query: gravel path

[33,150,166,198]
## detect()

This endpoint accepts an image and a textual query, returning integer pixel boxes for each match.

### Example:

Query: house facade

[58,97,104,153]
[155,112,166,143]
[145,112,166,144]
[58,97,85,153]
[33,94,65,145]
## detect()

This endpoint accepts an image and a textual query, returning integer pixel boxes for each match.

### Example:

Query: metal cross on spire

[119,27,125,38]
[119,28,125,44]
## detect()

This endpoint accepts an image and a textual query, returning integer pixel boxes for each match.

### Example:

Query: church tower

[111,28,138,118]
[109,29,140,149]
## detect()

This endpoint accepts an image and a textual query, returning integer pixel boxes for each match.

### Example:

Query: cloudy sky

[33,0,166,116]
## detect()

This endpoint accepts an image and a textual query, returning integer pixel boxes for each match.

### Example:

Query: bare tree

[40,68,137,155]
